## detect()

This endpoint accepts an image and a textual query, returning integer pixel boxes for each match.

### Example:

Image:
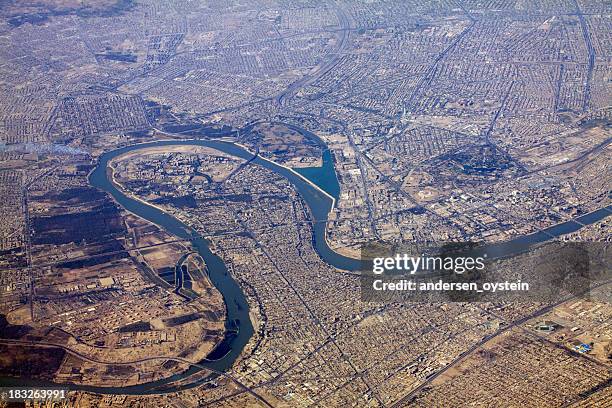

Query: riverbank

[153,129,340,210]
[5,127,610,396]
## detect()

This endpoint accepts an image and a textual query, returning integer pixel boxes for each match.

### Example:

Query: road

[0,338,273,407]
[572,0,595,113]
[274,1,352,107]
[389,278,612,407]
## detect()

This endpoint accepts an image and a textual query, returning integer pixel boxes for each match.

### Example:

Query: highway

[0,338,273,407]
[274,1,352,107]
[389,278,612,407]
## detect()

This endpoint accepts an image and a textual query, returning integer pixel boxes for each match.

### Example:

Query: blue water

[294,149,341,201]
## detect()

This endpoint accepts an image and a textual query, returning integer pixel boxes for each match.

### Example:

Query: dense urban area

[0,0,610,407]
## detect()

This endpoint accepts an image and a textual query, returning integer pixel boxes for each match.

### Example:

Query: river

[1,126,610,394]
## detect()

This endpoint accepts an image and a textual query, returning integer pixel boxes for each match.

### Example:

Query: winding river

[2,126,611,395]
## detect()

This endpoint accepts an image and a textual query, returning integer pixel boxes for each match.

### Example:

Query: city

[0,1,610,407]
